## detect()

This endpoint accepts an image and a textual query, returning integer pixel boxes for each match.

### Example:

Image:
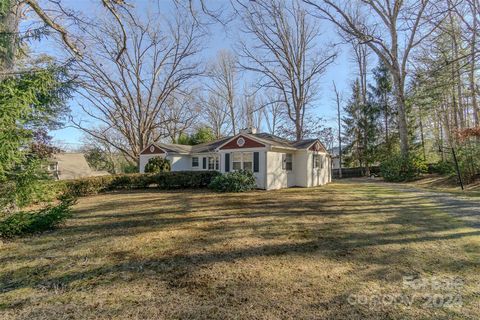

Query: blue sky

[31,0,363,148]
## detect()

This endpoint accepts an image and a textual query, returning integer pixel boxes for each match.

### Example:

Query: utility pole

[333,81,342,178]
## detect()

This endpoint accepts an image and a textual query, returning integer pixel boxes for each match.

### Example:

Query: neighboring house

[47,153,109,180]
[139,129,331,190]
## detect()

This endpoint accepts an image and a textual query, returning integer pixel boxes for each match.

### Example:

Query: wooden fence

[332,166,381,179]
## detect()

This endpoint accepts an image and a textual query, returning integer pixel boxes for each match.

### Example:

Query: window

[313,154,323,169]
[208,156,219,170]
[232,152,253,171]
[192,157,199,167]
[243,152,253,171]
[282,154,293,171]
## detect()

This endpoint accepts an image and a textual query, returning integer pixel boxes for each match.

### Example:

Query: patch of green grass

[0,181,478,319]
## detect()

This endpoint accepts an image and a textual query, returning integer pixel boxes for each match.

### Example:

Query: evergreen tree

[370,61,396,156]
[342,79,379,174]
[0,1,72,210]
[177,127,216,145]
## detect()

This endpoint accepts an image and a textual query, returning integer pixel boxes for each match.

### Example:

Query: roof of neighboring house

[191,136,233,153]
[147,132,328,155]
[154,143,193,154]
[49,153,110,180]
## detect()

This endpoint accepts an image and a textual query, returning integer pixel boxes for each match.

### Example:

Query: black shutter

[225,153,230,172]
[253,152,259,172]
[202,157,207,169]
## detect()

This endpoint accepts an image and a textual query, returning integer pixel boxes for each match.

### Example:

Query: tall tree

[238,0,337,141]
[207,50,238,135]
[342,79,379,173]
[262,91,285,136]
[161,92,200,143]
[305,0,444,156]
[70,11,204,164]
[239,85,262,130]
[333,81,342,178]
[200,92,230,139]
[370,61,395,153]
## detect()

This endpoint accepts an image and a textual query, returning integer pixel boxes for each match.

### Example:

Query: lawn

[1,180,479,319]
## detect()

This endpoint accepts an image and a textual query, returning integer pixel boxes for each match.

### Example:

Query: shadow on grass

[1,181,478,319]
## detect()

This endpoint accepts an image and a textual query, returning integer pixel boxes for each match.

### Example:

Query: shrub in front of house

[63,171,221,197]
[380,154,428,182]
[0,196,76,238]
[208,170,257,192]
[144,157,171,173]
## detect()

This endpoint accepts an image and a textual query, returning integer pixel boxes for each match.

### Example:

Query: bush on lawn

[209,170,257,192]
[63,171,221,197]
[430,161,455,175]
[0,196,76,238]
[380,154,428,182]
[456,143,480,184]
[144,157,171,173]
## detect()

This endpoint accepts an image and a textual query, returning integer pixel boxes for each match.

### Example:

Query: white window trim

[208,156,219,170]
[231,151,254,171]
[313,153,323,170]
[282,153,293,172]
[192,156,199,167]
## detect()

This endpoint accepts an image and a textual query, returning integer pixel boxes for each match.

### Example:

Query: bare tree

[200,93,230,138]
[333,81,342,178]
[19,0,225,61]
[351,41,369,105]
[238,0,337,141]
[463,0,480,125]
[305,0,445,156]
[262,92,285,136]
[71,11,204,163]
[21,0,130,59]
[161,92,200,143]
[207,50,238,135]
[239,85,263,130]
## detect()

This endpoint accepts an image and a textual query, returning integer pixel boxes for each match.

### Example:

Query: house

[47,153,110,180]
[139,129,332,190]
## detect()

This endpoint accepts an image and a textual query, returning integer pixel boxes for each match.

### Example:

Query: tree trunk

[419,114,426,161]
[470,47,479,127]
[295,108,302,141]
[0,0,20,74]
[394,80,410,157]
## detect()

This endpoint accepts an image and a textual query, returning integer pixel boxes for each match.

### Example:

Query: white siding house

[139,130,331,190]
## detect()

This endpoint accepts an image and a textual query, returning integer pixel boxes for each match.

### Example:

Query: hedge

[63,171,221,197]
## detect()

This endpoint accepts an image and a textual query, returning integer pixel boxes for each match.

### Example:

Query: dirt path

[352,179,480,228]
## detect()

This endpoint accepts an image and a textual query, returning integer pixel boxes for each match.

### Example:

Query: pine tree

[370,61,396,156]
[342,79,379,174]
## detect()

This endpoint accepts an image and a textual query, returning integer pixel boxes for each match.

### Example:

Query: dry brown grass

[1,181,479,319]
[406,174,480,197]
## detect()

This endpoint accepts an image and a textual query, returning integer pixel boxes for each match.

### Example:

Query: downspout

[264,145,272,190]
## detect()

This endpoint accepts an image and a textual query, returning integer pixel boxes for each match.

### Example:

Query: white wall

[265,151,296,190]
[139,148,331,190]
[169,155,191,171]
[139,153,166,173]
[305,152,331,187]
[140,153,225,173]
[218,149,266,189]
[294,151,309,187]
